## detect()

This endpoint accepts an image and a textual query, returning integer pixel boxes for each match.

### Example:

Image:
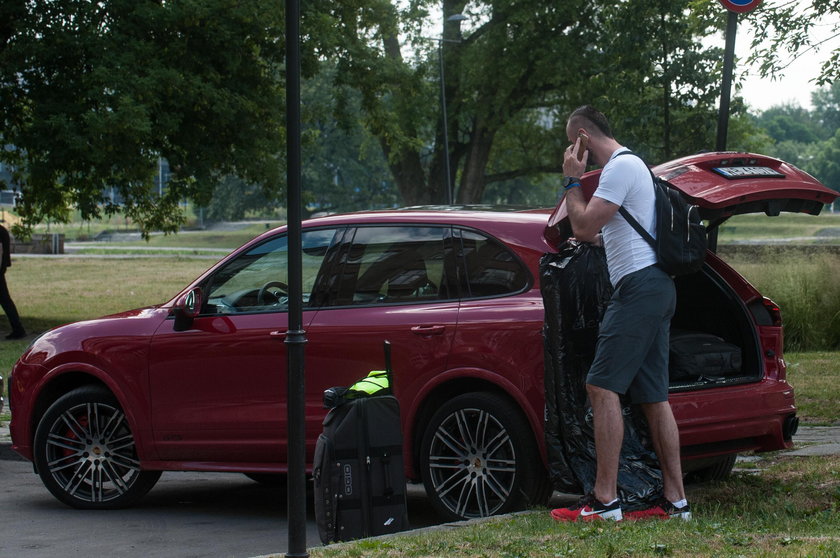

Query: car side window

[457,228,529,298]
[327,226,454,306]
[203,228,338,314]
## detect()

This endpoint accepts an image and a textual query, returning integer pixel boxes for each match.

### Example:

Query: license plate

[712,166,785,179]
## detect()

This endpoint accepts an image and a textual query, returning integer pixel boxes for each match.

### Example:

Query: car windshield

[204,228,337,313]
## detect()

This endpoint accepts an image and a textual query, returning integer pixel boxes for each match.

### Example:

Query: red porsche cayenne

[8,152,837,521]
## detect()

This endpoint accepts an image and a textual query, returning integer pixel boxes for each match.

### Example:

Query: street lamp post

[438,13,466,205]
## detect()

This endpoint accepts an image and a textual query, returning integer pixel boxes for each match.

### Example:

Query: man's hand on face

[563,135,588,178]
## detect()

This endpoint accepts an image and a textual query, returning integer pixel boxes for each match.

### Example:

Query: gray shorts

[586,265,676,403]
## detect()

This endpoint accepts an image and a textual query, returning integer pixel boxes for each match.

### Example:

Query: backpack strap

[613,151,656,249]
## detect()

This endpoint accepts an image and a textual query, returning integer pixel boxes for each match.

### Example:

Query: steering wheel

[257,281,289,305]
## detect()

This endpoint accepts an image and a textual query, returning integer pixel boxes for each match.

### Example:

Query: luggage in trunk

[669,330,742,381]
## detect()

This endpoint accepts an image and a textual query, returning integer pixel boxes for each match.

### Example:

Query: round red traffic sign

[718,0,763,12]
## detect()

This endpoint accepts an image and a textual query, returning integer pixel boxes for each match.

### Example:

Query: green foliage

[745,1,840,87]
[726,247,840,352]
[586,0,727,161]
[746,82,840,192]
[810,128,840,194]
[0,0,290,237]
[1,0,834,230]
[203,176,284,222]
[322,0,734,206]
[300,65,400,213]
[755,104,829,144]
[812,82,840,132]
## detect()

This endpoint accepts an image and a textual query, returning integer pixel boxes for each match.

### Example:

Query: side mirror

[173,287,203,331]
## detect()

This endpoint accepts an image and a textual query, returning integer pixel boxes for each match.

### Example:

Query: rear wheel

[686,453,737,483]
[33,386,161,509]
[419,392,551,521]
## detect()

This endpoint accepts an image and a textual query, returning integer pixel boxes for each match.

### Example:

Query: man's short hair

[568,105,613,139]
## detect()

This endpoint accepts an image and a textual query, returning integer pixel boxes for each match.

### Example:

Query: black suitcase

[669,330,742,381]
[313,343,409,544]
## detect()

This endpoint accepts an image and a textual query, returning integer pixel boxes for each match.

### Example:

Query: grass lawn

[306,451,840,557]
[717,211,840,243]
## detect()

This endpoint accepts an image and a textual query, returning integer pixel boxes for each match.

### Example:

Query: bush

[727,248,840,351]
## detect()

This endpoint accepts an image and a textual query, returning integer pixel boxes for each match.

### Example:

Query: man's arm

[562,139,619,243]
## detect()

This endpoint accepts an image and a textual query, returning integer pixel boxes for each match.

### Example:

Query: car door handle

[411,325,446,336]
[270,330,287,338]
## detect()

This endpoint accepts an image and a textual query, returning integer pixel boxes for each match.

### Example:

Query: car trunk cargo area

[669,265,761,392]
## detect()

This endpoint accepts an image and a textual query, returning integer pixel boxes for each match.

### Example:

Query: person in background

[0,224,26,340]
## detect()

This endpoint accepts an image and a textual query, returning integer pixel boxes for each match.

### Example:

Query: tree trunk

[381,139,434,205]
[456,116,496,204]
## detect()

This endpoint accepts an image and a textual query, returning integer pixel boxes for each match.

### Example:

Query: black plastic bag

[540,241,663,511]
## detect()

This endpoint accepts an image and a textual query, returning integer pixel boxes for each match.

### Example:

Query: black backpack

[615,152,707,276]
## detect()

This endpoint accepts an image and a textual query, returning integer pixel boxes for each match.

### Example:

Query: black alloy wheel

[419,392,551,521]
[33,386,161,509]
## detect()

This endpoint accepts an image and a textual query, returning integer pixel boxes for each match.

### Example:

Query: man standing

[0,224,26,340]
[550,106,689,522]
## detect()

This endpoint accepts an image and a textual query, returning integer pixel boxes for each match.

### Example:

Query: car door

[148,228,340,463]
[304,225,460,449]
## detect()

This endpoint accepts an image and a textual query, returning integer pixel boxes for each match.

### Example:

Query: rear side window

[457,229,529,298]
[327,226,455,306]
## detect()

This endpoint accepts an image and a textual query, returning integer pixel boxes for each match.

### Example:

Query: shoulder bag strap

[614,151,656,249]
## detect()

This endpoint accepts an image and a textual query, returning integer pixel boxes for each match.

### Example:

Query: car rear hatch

[652,151,838,227]
[544,151,839,247]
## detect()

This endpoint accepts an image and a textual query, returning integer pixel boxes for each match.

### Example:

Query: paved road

[0,453,441,558]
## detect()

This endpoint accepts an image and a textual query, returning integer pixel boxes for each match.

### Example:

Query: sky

[726,6,839,112]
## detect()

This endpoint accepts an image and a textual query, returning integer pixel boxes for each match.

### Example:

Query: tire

[244,473,287,487]
[419,392,552,521]
[686,453,737,483]
[33,385,161,509]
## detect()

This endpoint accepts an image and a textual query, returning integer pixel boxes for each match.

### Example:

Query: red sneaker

[625,498,691,521]
[551,493,623,522]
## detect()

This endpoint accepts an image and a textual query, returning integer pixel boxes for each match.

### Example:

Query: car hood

[545,151,839,246]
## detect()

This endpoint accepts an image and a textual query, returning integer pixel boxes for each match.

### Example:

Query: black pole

[716,10,738,151]
[439,42,453,205]
[285,0,308,556]
[710,9,738,254]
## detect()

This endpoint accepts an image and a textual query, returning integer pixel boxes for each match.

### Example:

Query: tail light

[762,297,783,327]
[749,296,782,327]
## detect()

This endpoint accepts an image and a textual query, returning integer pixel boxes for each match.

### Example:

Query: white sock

[671,498,688,509]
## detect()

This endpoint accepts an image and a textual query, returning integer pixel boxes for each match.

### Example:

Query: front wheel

[419,392,552,521]
[33,385,161,509]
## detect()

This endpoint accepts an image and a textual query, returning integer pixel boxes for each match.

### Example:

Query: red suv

[8,152,837,521]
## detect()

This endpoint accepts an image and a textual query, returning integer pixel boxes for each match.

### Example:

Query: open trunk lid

[545,151,838,247]
[653,152,837,223]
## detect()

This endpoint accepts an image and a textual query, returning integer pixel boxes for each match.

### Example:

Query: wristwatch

[562,176,580,189]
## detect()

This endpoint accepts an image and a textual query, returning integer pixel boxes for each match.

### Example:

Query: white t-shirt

[592,148,657,286]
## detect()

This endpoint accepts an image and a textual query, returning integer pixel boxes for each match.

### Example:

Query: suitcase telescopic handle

[383,340,393,394]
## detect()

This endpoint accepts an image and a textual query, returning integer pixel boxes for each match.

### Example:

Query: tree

[810,129,840,192]
[317,0,739,206]
[1,0,762,230]
[755,103,828,144]
[811,81,840,135]
[300,66,399,214]
[745,1,840,86]
[0,0,295,237]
